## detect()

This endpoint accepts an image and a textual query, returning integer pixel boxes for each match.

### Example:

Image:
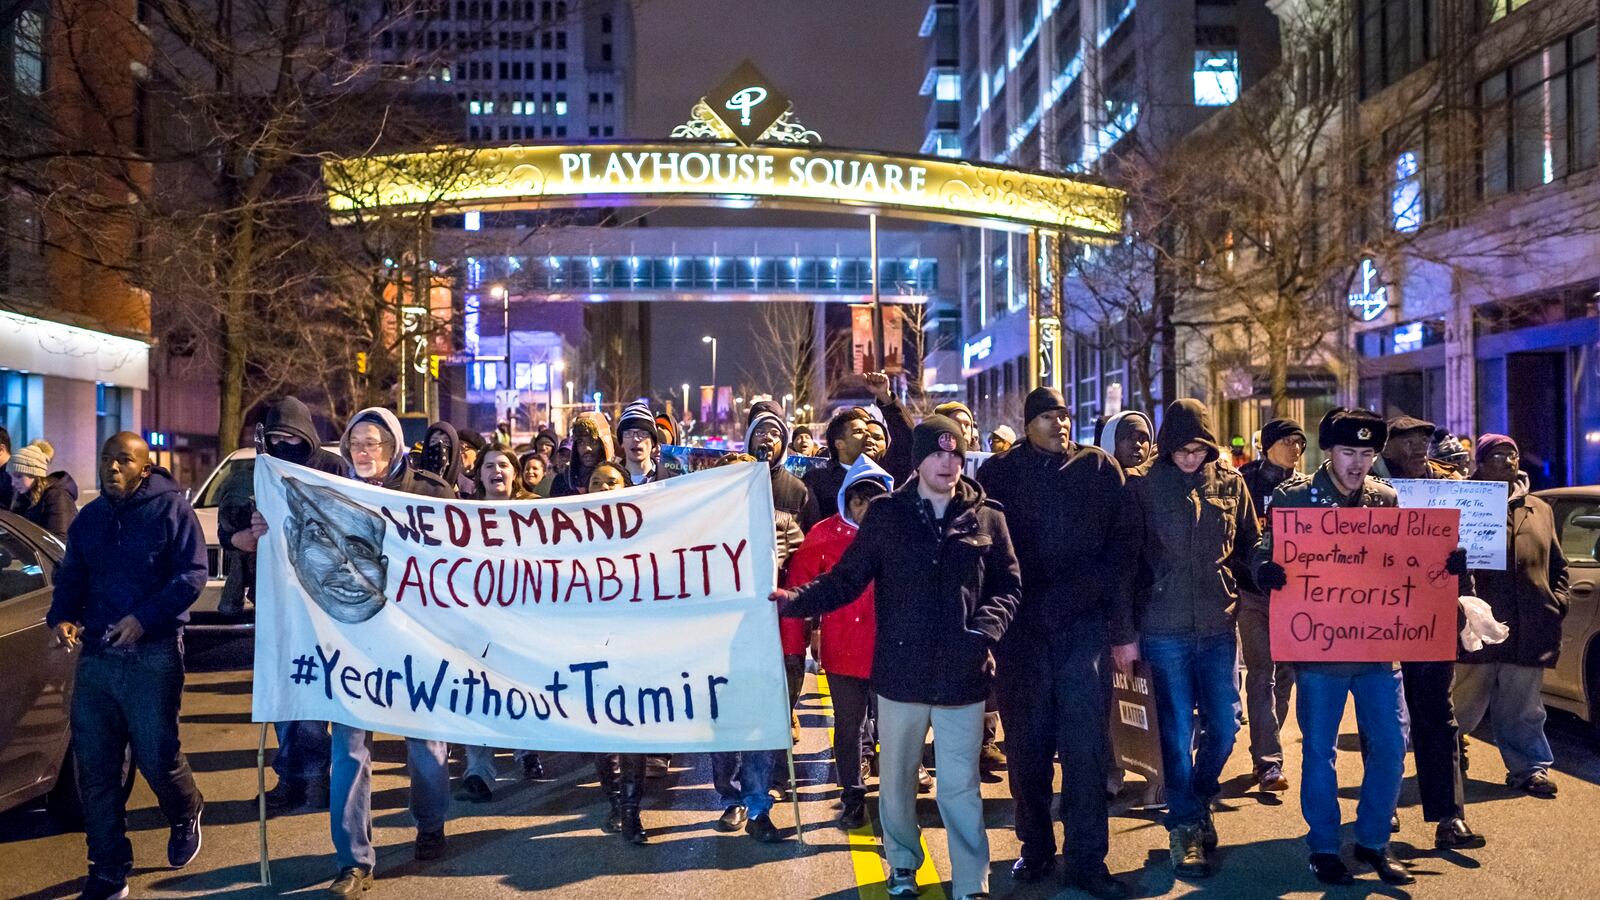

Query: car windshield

[194,457,255,509]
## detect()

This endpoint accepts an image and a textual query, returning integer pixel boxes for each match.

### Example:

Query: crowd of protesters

[31,373,1572,900]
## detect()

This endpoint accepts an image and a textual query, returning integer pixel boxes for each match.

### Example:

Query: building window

[1480,25,1598,197]
[1357,0,1438,99]
[555,31,567,49]
[601,42,612,62]
[601,14,612,33]
[0,371,30,446]
[1485,0,1533,23]
[1193,49,1239,106]
[96,384,126,450]
[13,10,44,95]
[935,72,960,102]
[1391,150,1423,231]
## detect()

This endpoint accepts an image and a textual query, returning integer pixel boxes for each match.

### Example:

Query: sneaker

[520,753,547,781]
[1170,825,1210,878]
[916,765,934,794]
[886,867,920,896]
[717,804,748,832]
[414,829,447,861]
[978,742,1008,773]
[167,802,203,868]
[1255,763,1290,792]
[1308,853,1353,886]
[1510,770,1558,797]
[455,774,493,803]
[76,876,129,900]
[838,800,867,831]
[746,812,783,843]
[326,866,373,897]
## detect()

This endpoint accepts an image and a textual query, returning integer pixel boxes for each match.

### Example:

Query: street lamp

[549,359,565,431]
[565,380,574,408]
[682,383,691,421]
[701,335,717,420]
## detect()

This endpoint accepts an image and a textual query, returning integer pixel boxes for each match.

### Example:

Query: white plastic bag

[1458,595,1509,652]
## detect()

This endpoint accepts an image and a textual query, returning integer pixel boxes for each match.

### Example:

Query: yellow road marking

[815,673,948,900]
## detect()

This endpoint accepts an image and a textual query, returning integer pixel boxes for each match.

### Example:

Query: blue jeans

[273,721,331,782]
[1297,664,1404,855]
[710,750,778,818]
[1453,662,1555,779]
[1141,630,1240,829]
[329,724,449,871]
[72,639,203,882]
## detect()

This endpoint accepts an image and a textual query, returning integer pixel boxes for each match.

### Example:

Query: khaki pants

[878,696,988,897]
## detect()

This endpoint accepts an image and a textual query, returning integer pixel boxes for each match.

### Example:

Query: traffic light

[356,352,368,374]
[428,355,441,378]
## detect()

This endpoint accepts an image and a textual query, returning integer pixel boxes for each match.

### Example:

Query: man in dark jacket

[1234,417,1305,792]
[1252,408,1422,886]
[418,421,473,497]
[776,415,1021,900]
[220,397,348,814]
[49,432,208,900]
[975,386,1130,899]
[1121,400,1259,877]
[1454,434,1568,797]
[803,406,876,521]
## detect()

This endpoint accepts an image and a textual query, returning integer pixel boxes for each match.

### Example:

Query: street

[3,636,1599,899]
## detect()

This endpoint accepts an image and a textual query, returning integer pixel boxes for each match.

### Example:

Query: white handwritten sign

[1392,479,1508,571]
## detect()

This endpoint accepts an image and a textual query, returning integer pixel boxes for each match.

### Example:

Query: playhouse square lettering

[559,149,930,195]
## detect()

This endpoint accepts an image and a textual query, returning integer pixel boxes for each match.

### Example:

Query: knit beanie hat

[1430,428,1470,465]
[912,415,966,467]
[6,440,52,478]
[1259,418,1306,453]
[615,399,658,442]
[1023,386,1069,426]
[933,401,974,421]
[1476,433,1517,462]
[459,429,488,451]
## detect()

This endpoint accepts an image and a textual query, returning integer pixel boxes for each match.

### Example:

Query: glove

[1257,561,1288,591]
[1446,547,1469,576]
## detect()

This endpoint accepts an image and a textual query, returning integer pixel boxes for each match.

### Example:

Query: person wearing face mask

[454,449,548,802]
[773,416,1020,900]
[1095,411,1155,473]
[48,432,209,900]
[1119,400,1259,878]
[418,421,474,497]
[1234,417,1306,792]
[1454,435,1568,798]
[220,398,347,815]
[974,387,1132,899]
[551,413,615,497]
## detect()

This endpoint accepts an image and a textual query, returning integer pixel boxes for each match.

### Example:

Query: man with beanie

[1376,414,1479,848]
[1119,399,1258,877]
[1253,407,1442,886]
[1235,417,1306,791]
[1095,411,1155,472]
[933,399,981,451]
[615,400,666,486]
[1454,434,1568,798]
[775,415,1021,900]
[1429,429,1471,477]
[49,433,208,900]
[975,386,1131,898]
[221,397,346,813]
[804,407,877,521]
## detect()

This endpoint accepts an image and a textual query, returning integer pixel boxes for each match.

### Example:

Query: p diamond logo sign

[706,60,790,146]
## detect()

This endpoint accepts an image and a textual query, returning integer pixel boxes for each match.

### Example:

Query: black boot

[621,807,649,844]
[619,754,647,843]
[594,754,624,833]
[261,778,306,814]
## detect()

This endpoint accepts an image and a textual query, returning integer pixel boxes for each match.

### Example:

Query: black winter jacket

[771,464,821,538]
[47,468,207,645]
[13,472,78,539]
[1462,476,1568,667]
[975,440,1132,645]
[782,477,1021,705]
[219,398,347,550]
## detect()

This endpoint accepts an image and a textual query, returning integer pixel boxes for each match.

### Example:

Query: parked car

[0,511,79,818]
[1534,487,1600,741]
[187,445,339,635]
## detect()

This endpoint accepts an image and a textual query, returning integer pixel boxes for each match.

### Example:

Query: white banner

[1392,478,1509,571]
[249,456,789,753]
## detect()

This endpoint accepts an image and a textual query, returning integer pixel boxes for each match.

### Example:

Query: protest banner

[1110,661,1164,792]
[657,444,828,480]
[249,456,791,753]
[1269,506,1461,662]
[1392,478,1508,570]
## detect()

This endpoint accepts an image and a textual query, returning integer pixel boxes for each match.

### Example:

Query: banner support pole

[785,744,806,847]
[257,723,272,885]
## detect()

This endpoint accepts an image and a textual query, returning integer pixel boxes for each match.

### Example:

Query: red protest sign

[1269,507,1461,662]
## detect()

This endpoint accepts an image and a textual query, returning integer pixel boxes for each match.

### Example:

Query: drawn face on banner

[284,477,390,624]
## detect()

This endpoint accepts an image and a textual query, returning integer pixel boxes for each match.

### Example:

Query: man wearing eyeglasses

[1118,399,1260,879]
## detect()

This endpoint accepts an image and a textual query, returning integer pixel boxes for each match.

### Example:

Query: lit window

[468,99,482,114]
[1391,150,1422,232]
[1194,50,1240,106]
[440,66,453,83]
[935,73,960,101]
[464,211,481,231]
[555,98,568,115]
[14,11,43,96]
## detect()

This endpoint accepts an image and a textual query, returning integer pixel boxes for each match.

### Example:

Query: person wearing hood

[974,387,1131,899]
[1252,407,1467,886]
[1120,399,1260,877]
[774,416,1021,900]
[1375,415,1479,848]
[532,428,559,459]
[458,428,488,483]
[1095,411,1155,473]
[1234,417,1306,792]
[784,454,895,830]
[269,408,455,896]
[550,412,615,497]
[7,439,78,539]
[419,421,473,497]
[220,398,347,815]
[804,406,877,521]
[48,433,208,900]
[615,400,667,486]
[709,399,818,841]
[1454,435,1568,798]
